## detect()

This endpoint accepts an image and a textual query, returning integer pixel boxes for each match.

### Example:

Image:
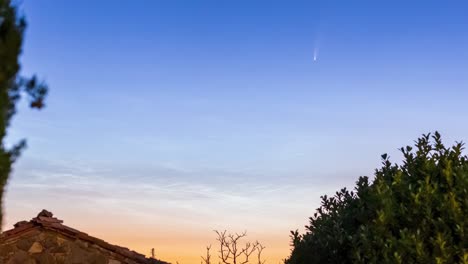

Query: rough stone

[6,250,35,264]
[28,241,43,253]
[37,209,54,218]
[44,233,59,248]
[16,238,33,251]
[35,252,56,264]
[57,236,67,246]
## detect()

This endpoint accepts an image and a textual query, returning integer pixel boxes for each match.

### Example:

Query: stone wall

[0,228,142,264]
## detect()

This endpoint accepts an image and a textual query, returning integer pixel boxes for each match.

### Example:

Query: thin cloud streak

[5,157,326,263]
[7,156,324,221]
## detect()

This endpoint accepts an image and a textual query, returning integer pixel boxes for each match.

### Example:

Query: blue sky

[4,0,468,262]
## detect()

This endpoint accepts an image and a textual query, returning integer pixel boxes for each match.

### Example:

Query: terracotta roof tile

[13,221,29,228]
[2,222,35,237]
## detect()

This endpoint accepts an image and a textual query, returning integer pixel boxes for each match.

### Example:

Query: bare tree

[255,243,266,264]
[201,245,212,264]
[202,230,266,264]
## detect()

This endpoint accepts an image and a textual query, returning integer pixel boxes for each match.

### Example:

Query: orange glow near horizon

[4,202,308,264]
[4,162,330,264]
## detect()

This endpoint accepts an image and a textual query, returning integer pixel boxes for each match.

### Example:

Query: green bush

[285,132,468,264]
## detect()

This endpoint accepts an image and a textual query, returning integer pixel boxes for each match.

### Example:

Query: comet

[313,47,319,62]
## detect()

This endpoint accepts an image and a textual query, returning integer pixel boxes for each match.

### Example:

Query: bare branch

[239,242,256,264]
[215,230,231,264]
[256,242,266,264]
[201,245,212,264]
[211,230,265,264]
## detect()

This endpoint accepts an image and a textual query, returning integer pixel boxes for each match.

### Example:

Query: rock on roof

[1,210,169,264]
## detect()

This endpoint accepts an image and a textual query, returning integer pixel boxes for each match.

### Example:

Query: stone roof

[1,210,169,264]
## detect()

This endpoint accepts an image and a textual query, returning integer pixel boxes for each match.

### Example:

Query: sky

[4,0,468,263]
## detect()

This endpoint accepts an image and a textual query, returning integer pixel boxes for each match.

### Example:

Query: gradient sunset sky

[4,1,468,263]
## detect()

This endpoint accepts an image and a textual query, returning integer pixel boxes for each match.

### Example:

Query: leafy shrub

[286,132,468,264]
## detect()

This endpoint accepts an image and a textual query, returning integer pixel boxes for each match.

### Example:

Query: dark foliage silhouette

[0,0,48,228]
[286,132,468,264]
